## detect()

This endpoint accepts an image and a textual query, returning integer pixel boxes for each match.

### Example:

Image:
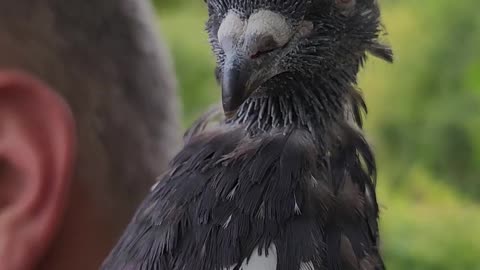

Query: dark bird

[102,0,393,269]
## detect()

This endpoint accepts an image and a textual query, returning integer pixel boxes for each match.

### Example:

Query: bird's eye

[335,0,356,14]
[250,47,277,59]
[250,36,280,59]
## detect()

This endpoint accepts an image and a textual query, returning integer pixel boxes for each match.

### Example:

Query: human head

[0,0,179,269]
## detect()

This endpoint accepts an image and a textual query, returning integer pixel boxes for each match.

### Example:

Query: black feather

[102,0,392,269]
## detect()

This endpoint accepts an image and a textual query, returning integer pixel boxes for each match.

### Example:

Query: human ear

[0,70,76,270]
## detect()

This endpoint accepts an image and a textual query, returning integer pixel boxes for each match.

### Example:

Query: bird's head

[205,0,392,117]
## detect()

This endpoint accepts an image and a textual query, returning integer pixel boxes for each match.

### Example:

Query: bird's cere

[218,10,293,55]
[218,11,245,50]
[244,10,293,53]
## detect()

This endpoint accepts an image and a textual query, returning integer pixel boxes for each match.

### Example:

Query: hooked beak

[217,10,299,116]
[221,55,254,116]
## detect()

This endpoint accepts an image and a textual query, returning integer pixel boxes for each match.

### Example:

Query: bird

[101,0,393,269]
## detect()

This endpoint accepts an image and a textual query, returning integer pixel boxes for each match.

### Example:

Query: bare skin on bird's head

[208,0,392,125]
[217,9,313,116]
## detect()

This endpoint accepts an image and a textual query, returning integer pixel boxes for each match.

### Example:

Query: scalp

[0,0,180,216]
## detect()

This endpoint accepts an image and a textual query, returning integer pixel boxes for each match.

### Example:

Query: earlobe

[0,71,76,270]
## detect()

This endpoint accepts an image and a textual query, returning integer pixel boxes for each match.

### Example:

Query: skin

[0,0,179,269]
[102,0,393,269]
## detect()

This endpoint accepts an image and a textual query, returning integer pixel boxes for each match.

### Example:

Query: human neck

[37,185,125,270]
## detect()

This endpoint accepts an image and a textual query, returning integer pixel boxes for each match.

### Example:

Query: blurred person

[0,0,179,269]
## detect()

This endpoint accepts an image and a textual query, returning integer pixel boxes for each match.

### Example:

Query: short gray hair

[0,0,180,217]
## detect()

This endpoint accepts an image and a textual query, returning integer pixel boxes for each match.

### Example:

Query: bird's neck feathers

[226,64,366,140]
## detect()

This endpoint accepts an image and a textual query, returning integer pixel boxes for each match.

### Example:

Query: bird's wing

[323,123,385,270]
[101,125,384,270]
[101,127,323,270]
[183,104,224,143]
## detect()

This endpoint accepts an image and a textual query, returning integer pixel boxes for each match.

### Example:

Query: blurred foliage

[154,0,480,269]
[153,0,204,11]
[374,0,480,199]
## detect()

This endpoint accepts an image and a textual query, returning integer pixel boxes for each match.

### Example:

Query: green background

[154,0,480,269]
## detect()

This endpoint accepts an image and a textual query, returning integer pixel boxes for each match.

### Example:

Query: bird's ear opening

[368,42,393,63]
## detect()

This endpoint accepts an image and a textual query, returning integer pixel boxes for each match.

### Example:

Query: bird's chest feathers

[149,128,332,269]
[197,129,321,221]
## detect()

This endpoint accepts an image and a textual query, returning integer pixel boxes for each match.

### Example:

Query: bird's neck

[226,73,357,139]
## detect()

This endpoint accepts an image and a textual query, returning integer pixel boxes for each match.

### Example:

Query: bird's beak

[221,54,254,116]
